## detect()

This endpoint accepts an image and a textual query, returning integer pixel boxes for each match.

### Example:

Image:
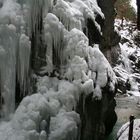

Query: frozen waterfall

[0,0,117,140]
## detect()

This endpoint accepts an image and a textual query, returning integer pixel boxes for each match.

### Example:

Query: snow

[117,119,140,140]
[82,79,94,96]
[0,77,81,140]
[114,19,140,96]
[65,55,88,81]
[53,0,83,31]
[0,0,31,117]
[18,34,31,95]
[53,0,104,31]
[0,93,51,140]
[49,111,80,140]
[0,24,17,117]
[65,28,89,62]
[130,0,137,12]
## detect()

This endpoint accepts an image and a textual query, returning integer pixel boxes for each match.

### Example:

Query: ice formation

[0,77,81,140]
[44,13,66,73]
[27,0,53,35]
[0,0,117,139]
[0,24,17,117]
[18,34,31,95]
[53,0,104,32]
[0,0,31,117]
[131,0,137,12]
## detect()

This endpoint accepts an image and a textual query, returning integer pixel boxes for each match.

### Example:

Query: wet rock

[96,0,120,65]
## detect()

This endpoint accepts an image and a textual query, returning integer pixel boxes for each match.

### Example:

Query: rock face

[97,0,117,47]
[29,0,120,68]
[97,0,120,64]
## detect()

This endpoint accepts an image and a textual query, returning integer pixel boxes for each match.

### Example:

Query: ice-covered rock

[0,0,118,140]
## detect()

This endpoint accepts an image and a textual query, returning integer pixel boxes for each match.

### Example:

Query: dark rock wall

[28,0,120,71]
[97,0,120,65]
[30,8,47,72]
[97,0,118,48]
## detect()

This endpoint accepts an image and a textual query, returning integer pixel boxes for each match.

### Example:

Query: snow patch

[117,119,140,140]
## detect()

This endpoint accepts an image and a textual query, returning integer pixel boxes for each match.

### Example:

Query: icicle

[18,33,31,96]
[0,24,17,117]
[0,45,6,109]
[53,0,83,31]
[27,0,53,35]
[44,13,66,73]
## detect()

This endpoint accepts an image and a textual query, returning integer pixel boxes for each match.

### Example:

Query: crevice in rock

[84,18,102,46]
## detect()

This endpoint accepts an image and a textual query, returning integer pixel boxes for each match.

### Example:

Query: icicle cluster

[18,34,31,96]
[0,0,31,117]
[0,24,17,117]
[43,13,66,74]
[118,119,140,140]
[42,0,116,101]
[27,0,53,35]
[53,0,83,31]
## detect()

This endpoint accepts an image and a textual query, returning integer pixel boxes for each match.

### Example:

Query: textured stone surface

[97,0,118,47]
[97,0,120,64]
